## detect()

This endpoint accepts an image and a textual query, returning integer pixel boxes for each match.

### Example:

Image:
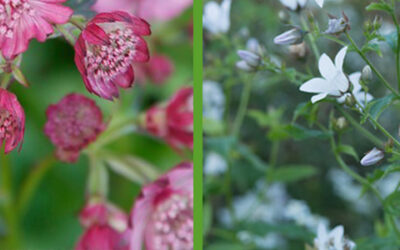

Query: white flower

[204,152,227,175]
[360,147,384,166]
[300,47,349,103]
[279,0,307,11]
[284,199,328,232]
[203,80,225,121]
[338,72,374,107]
[314,223,355,250]
[203,0,231,35]
[279,0,323,10]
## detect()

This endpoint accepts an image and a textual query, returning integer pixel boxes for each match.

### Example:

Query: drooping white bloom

[203,0,231,35]
[300,47,349,103]
[279,0,307,10]
[279,0,323,10]
[314,223,356,250]
[203,80,225,121]
[204,152,227,175]
[360,147,384,166]
[338,72,374,107]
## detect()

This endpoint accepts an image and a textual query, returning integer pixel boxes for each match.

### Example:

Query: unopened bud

[344,94,356,107]
[237,50,261,69]
[361,65,372,82]
[274,28,305,45]
[360,147,384,166]
[246,38,262,55]
[236,60,255,72]
[289,42,307,59]
[336,117,347,130]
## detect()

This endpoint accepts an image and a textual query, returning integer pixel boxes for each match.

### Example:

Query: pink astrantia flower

[0,88,24,153]
[136,54,174,84]
[144,87,193,150]
[92,0,192,21]
[74,11,151,100]
[44,93,105,163]
[0,0,73,59]
[129,162,193,250]
[76,200,130,250]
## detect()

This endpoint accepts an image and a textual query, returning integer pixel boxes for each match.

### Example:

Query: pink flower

[136,54,174,84]
[74,11,151,100]
[129,162,193,250]
[144,87,193,150]
[92,0,192,21]
[0,88,24,153]
[44,93,105,163]
[0,0,73,59]
[76,200,130,250]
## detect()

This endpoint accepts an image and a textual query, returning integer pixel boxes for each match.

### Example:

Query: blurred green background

[0,6,192,249]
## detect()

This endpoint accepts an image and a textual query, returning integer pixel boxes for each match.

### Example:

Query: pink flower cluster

[44,93,105,163]
[0,0,73,59]
[75,163,193,250]
[144,87,194,151]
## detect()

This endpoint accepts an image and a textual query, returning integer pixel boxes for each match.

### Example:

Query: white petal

[315,0,324,7]
[220,0,231,32]
[332,72,350,92]
[349,72,362,92]
[298,0,307,7]
[319,53,336,80]
[311,93,328,103]
[300,78,337,93]
[330,225,344,239]
[280,0,297,10]
[335,47,348,70]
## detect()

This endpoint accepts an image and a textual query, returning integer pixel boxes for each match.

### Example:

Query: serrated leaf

[268,165,317,183]
[336,144,359,161]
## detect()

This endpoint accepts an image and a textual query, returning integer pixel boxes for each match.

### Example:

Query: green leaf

[206,243,243,250]
[384,31,398,52]
[384,191,400,216]
[236,143,269,171]
[366,2,393,12]
[292,102,319,125]
[282,124,331,140]
[336,144,359,161]
[367,94,398,121]
[268,165,317,183]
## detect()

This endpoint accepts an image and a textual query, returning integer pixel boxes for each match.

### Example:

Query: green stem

[232,78,253,136]
[55,25,76,46]
[17,154,56,215]
[345,32,400,97]
[269,141,280,168]
[389,7,400,90]
[329,134,400,237]
[0,151,20,249]
[300,15,320,61]
[336,106,383,147]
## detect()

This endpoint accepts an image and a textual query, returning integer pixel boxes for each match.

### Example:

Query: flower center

[152,193,193,250]
[0,0,35,39]
[84,28,137,82]
[0,109,18,142]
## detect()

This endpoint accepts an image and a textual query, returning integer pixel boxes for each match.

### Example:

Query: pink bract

[0,0,73,59]
[44,93,105,163]
[76,200,130,250]
[0,88,25,154]
[145,87,193,150]
[136,54,174,84]
[92,0,192,21]
[74,11,151,100]
[129,162,193,250]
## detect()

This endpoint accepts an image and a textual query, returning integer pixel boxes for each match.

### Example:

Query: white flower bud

[237,50,261,67]
[236,61,254,72]
[360,147,384,166]
[324,17,349,35]
[361,65,372,82]
[274,28,304,45]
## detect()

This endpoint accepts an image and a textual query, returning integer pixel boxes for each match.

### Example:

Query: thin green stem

[336,106,383,147]
[55,25,76,46]
[269,141,280,168]
[17,154,56,215]
[0,151,20,249]
[345,32,400,97]
[300,15,320,61]
[232,78,253,136]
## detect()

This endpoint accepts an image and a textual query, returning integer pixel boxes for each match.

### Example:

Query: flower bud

[236,61,255,72]
[360,147,384,166]
[237,50,261,67]
[289,42,307,59]
[373,16,382,30]
[344,94,356,107]
[324,16,349,35]
[274,28,304,45]
[334,117,348,131]
[361,65,372,82]
[246,38,262,55]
